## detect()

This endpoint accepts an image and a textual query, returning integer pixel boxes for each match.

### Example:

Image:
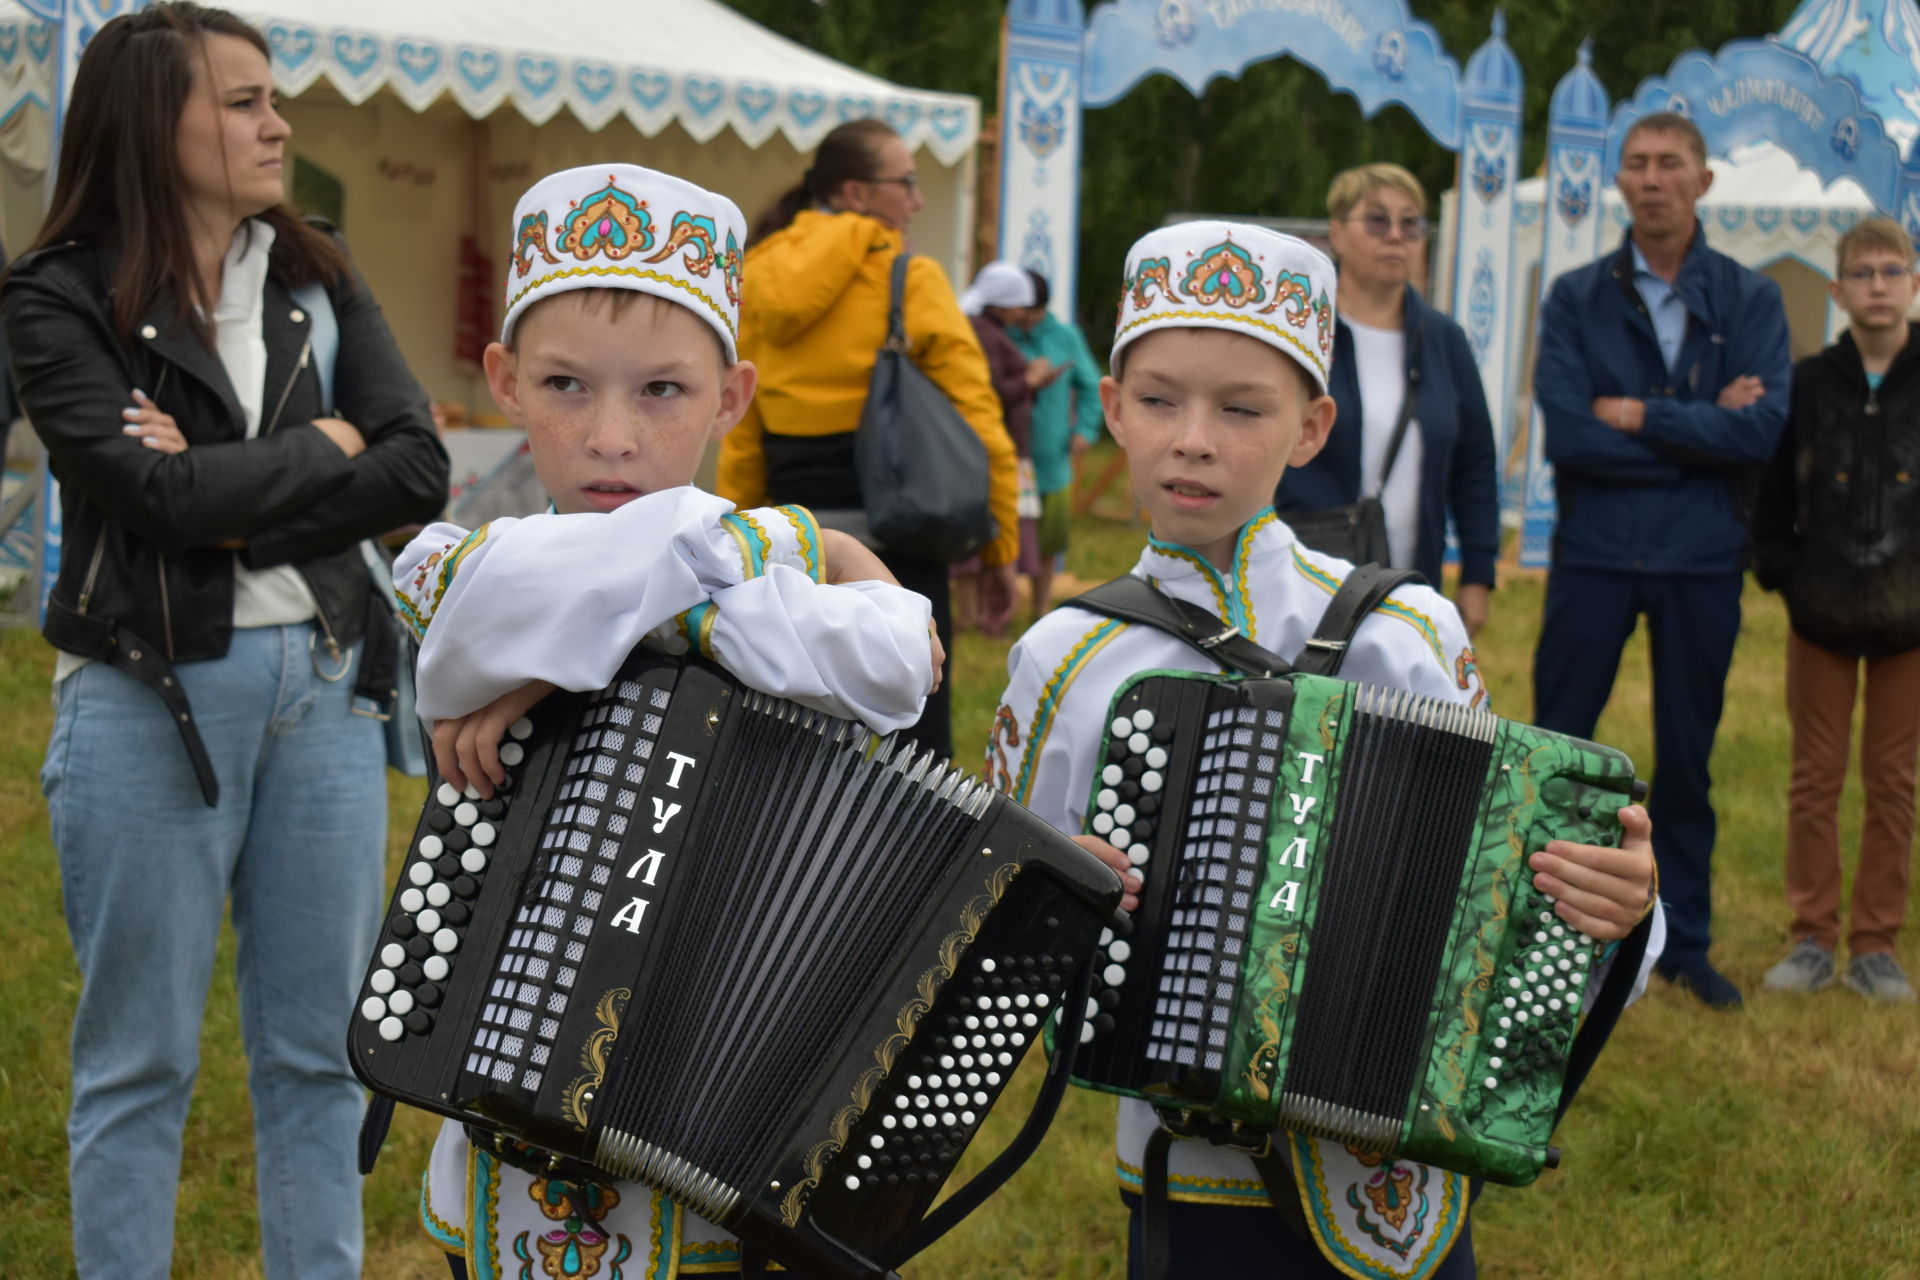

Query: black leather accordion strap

[1138,1119,1313,1280]
[1555,907,1658,1126]
[1056,575,1292,679]
[357,1095,394,1176]
[1291,564,1428,678]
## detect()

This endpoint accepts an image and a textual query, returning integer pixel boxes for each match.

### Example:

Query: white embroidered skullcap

[960,259,1038,316]
[1110,220,1337,393]
[501,163,746,361]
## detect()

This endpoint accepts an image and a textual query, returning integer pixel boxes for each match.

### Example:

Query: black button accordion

[351,653,1123,1279]
[1063,669,1646,1186]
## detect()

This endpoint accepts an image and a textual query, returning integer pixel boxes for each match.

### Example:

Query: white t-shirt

[1346,316,1423,569]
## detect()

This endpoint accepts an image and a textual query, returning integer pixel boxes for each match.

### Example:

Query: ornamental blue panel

[1780,0,1920,145]
[1081,0,1462,149]
[1607,38,1902,210]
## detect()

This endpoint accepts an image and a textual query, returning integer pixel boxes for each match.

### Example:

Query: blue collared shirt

[1630,242,1690,374]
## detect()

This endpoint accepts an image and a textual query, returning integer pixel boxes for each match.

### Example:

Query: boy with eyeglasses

[1754,216,1920,1004]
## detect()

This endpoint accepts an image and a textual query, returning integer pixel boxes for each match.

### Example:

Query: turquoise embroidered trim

[1012,618,1128,805]
[684,601,719,659]
[720,511,768,579]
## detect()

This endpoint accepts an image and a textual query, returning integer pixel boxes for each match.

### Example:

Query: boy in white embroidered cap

[390,162,944,1279]
[987,221,1662,1280]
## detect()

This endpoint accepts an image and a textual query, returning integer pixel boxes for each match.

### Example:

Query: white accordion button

[1099,928,1114,946]
[1080,1022,1096,1043]
[499,743,524,767]
[1023,1013,1038,1027]
[379,1016,404,1042]
[858,1155,872,1170]
[1110,828,1132,851]
[472,823,497,847]
[436,783,460,807]
[423,956,450,982]
[1503,997,1516,1009]
[461,849,488,875]
[1104,964,1128,986]
[1548,998,1562,1012]
[986,1071,1002,1085]
[1092,813,1115,835]
[418,835,444,858]
[1145,746,1169,769]
[961,1110,976,1125]
[509,717,534,740]
[1128,845,1150,867]
[1498,1016,1512,1029]
[388,989,415,1016]
[454,802,479,827]
[380,944,406,968]
[1484,1076,1498,1089]
[360,996,386,1021]
[416,909,442,934]
[1508,976,1522,989]
[1531,1004,1545,1017]
[907,1075,921,1089]
[1142,771,1164,793]
[939,1055,955,1069]
[1015,993,1031,1008]
[1103,764,1124,786]
[463,784,482,800]
[1516,1011,1530,1024]
[1085,997,1100,1019]
[426,882,452,908]
[845,1176,861,1191]
[370,969,396,995]
[1097,788,1118,811]
[1112,717,1133,739]
[1493,1036,1507,1049]
[400,889,425,913]
[882,1115,896,1129]
[902,1115,918,1129]
[997,1053,1013,1066]
[1128,732,1150,754]
[942,1112,958,1128]
[1114,803,1137,826]
[1489,1056,1503,1069]
[990,1033,1006,1047]
[433,928,460,953]
[1575,952,1590,966]
[1108,940,1132,963]
[408,862,434,887]
[870,1134,884,1149]
[1132,709,1156,731]
[1034,992,1049,1007]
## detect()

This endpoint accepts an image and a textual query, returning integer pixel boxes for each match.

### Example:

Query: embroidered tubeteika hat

[501,163,746,361]
[1110,220,1337,393]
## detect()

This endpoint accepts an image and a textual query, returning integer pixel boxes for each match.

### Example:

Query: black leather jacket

[4,230,448,799]
[1752,325,1920,658]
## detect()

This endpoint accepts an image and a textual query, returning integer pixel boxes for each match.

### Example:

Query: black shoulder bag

[854,252,996,564]
[1283,320,1422,566]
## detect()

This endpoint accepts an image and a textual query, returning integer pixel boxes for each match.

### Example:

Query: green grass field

[2,461,1916,1278]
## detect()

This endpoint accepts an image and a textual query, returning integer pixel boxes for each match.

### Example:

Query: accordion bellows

[350,653,1121,1279]
[1067,670,1640,1186]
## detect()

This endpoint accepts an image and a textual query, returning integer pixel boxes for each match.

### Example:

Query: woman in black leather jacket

[2,7,446,1277]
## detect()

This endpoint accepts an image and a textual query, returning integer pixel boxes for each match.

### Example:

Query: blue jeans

[44,624,387,1280]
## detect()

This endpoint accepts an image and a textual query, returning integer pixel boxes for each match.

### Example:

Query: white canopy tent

[0,0,982,416]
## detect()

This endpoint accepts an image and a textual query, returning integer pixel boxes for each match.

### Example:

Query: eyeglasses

[1841,264,1913,285]
[1349,211,1429,241]
[867,173,919,196]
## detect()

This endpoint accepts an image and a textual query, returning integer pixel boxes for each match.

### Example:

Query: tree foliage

[723,0,1803,330]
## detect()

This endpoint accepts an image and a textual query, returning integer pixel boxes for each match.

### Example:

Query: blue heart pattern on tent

[788,89,825,127]
[737,84,776,123]
[25,18,50,63]
[516,55,559,97]
[931,105,968,143]
[1751,207,1783,235]
[1714,206,1746,235]
[395,39,440,86]
[631,69,671,111]
[574,62,615,105]
[266,23,313,73]
[1791,207,1822,236]
[836,94,876,122]
[332,31,379,80]
[457,47,500,94]
[0,25,20,69]
[883,99,921,135]
[686,77,724,116]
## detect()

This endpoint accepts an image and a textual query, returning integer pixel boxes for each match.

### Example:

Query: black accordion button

[1139,794,1161,817]
[399,962,424,986]
[1131,820,1154,841]
[1095,1014,1116,1034]
[405,936,432,960]
[453,875,480,900]
[443,828,472,853]
[494,773,514,793]
[404,1010,433,1034]
[389,915,416,940]
[444,902,472,927]
[426,810,453,834]
[1152,723,1175,743]
[417,983,443,1007]
[1107,739,1128,762]
[1123,757,1146,779]
[480,798,508,820]
[436,855,461,879]
[1119,782,1142,803]
[1098,988,1122,1010]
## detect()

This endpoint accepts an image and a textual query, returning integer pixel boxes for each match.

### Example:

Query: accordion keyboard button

[472,823,496,847]
[436,784,460,807]
[1109,940,1132,962]
[498,743,524,768]
[1145,746,1169,769]
[1142,771,1164,793]
[479,798,507,820]
[1112,717,1133,738]
[426,810,453,835]
[370,969,396,995]
[1114,803,1137,826]
[418,835,444,859]
[453,803,478,827]
[444,829,470,853]
[1129,732,1151,754]
[460,850,488,875]
[399,889,425,913]
[509,717,534,741]
[361,996,386,1021]
[416,909,442,935]
[1103,764,1124,786]
[378,1016,404,1042]
[404,1010,432,1035]
[1132,708,1156,732]
[407,862,433,887]
[433,928,460,953]
[423,955,449,982]
[453,874,480,898]
[388,989,415,1016]
[426,882,451,908]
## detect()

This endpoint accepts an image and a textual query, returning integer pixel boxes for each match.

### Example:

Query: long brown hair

[21,2,346,346]
[751,118,899,243]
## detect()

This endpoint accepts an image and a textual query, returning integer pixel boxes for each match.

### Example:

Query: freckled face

[484,294,756,515]
[1101,327,1335,568]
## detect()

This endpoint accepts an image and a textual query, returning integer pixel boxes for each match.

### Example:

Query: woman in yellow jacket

[718,118,1019,757]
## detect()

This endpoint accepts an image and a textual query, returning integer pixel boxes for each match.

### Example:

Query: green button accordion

[1065,669,1641,1187]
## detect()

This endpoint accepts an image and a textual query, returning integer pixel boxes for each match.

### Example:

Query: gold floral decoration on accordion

[1244,931,1300,1104]
[561,988,631,1130]
[780,860,1022,1227]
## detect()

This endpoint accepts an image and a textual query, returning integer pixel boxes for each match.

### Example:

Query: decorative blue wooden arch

[998,0,1526,499]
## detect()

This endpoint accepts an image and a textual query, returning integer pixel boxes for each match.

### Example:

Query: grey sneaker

[1761,939,1835,993]
[1843,952,1917,1003]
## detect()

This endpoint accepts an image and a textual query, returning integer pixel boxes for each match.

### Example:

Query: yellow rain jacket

[716,209,1019,567]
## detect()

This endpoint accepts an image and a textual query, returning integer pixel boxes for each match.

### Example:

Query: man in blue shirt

[1532,112,1790,1010]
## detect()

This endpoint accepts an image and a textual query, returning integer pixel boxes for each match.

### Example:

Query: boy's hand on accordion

[1527,805,1657,941]
[433,679,558,798]
[1070,835,1143,913]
